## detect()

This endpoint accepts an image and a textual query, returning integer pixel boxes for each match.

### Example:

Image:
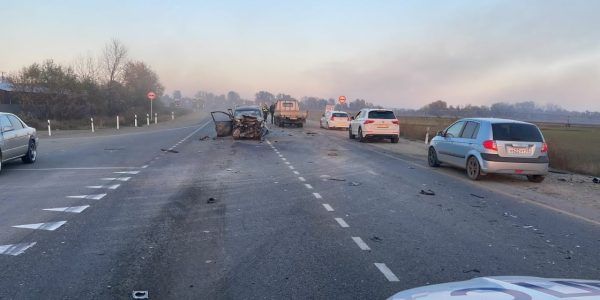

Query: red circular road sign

[147,92,156,100]
[338,95,347,104]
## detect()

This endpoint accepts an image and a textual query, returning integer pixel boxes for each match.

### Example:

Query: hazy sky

[2,0,599,111]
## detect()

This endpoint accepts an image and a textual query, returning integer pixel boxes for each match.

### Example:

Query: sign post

[147,91,156,118]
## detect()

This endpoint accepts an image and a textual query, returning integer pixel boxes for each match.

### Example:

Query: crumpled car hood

[388,276,600,300]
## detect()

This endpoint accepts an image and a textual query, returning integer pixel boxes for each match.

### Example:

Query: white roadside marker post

[116,115,120,130]
[134,114,138,127]
[171,111,174,120]
[47,120,51,136]
[425,126,430,144]
[146,114,150,126]
[154,113,158,124]
[91,117,95,133]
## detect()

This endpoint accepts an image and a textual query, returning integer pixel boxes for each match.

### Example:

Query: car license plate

[377,125,388,128]
[507,146,531,155]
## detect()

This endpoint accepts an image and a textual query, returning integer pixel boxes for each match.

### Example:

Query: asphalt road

[0,115,598,299]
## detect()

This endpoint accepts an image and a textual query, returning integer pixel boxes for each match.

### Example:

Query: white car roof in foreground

[388,276,600,300]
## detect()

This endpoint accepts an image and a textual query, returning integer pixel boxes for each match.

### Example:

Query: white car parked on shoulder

[320,111,350,129]
[348,109,400,143]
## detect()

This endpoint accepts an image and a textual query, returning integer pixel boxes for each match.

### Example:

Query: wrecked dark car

[211,106,267,140]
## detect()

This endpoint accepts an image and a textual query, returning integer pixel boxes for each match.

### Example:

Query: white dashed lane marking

[374,263,400,282]
[352,237,371,251]
[67,194,107,200]
[322,203,334,211]
[289,166,295,170]
[335,218,349,228]
[13,221,67,231]
[141,165,149,169]
[0,242,37,256]
[298,177,306,182]
[101,177,131,181]
[304,184,313,189]
[285,162,290,165]
[293,171,300,175]
[113,171,140,175]
[368,170,378,176]
[86,184,120,190]
[43,205,89,213]
[313,193,322,199]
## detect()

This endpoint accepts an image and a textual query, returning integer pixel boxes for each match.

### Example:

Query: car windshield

[2,2,600,300]
[492,123,543,142]
[368,110,395,119]
[234,109,261,118]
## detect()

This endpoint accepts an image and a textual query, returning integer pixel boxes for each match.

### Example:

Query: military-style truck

[273,99,307,127]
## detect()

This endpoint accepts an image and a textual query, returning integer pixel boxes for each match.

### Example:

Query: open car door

[210,111,233,137]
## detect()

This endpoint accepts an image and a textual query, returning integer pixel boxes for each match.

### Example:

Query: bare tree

[101,38,128,84]
[73,52,99,82]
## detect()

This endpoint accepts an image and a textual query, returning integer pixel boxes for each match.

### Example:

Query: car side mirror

[350,116,354,120]
[436,131,444,137]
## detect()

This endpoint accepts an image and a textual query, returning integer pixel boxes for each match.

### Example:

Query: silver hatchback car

[0,112,38,173]
[428,118,548,182]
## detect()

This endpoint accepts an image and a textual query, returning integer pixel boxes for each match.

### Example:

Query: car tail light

[364,120,374,124]
[330,116,335,121]
[541,142,548,153]
[392,120,399,125]
[482,140,497,151]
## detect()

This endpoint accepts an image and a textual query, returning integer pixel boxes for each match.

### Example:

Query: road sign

[147,92,156,100]
[338,95,347,105]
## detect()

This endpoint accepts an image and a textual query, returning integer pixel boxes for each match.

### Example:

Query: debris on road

[207,197,217,204]
[349,181,362,186]
[470,193,485,199]
[132,291,149,299]
[327,152,338,156]
[199,136,210,141]
[420,189,435,196]
[161,148,179,153]
[370,236,383,243]
[328,178,346,182]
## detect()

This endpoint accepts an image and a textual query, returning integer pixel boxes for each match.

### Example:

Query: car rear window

[492,123,543,142]
[368,110,395,119]
[282,102,294,107]
[332,113,348,117]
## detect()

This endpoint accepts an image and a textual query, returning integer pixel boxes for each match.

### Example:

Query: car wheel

[358,128,365,142]
[466,156,483,180]
[391,136,399,143]
[22,140,37,164]
[428,147,440,167]
[348,126,355,139]
[527,175,545,183]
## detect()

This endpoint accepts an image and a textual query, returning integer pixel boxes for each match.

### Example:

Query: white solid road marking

[67,193,107,200]
[13,221,67,231]
[113,171,140,175]
[313,193,322,199]
[293,171,300,175]
[10,167,139,171]
[43,205,90,213]
[289,166,295,170]
[298,177,306,182]
[352,237,371,251]
[0,242,37,256]
[101,177,131,181]
[334,218,349,228]
[304,184,313,189]
[374,263,400,282]
[368,170,378,176]
[141,165,149,169]
[322,203,334,211]
[86,184,120,190]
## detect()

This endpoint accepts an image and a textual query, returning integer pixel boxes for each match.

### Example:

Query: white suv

[348,109,399,143]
